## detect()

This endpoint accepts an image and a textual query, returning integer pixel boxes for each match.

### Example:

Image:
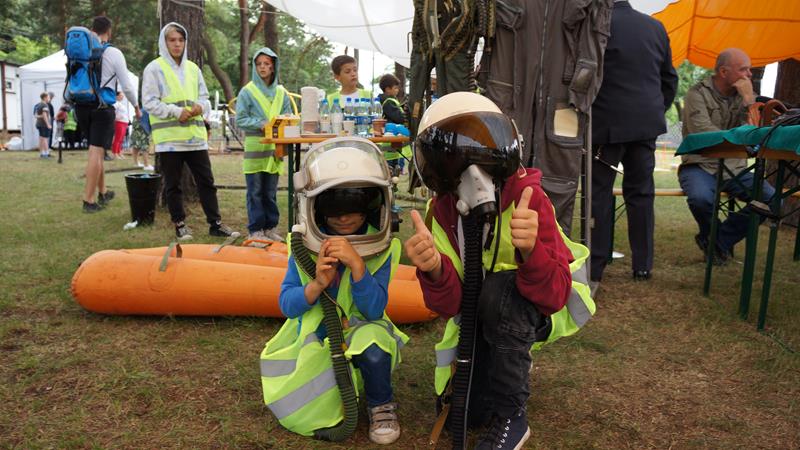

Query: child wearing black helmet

[405,92,595,449]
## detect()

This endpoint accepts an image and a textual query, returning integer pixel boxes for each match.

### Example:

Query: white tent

[19,50,138,150]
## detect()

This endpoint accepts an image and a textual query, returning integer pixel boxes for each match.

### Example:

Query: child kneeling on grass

[260,138,407,445]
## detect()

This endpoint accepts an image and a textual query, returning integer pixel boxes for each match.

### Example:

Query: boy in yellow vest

[260,138,407,445]
[377,73,411,176]
[236,47,292,244]
[405,93,593,449]
[142,22,239,240]
[327,55,372,108]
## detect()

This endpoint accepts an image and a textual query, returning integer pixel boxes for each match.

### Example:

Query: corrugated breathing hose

[449,213,484,449]
[290,233,359,442]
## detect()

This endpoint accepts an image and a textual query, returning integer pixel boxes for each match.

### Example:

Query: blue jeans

[245,172,279,233]
[351,343,393,407]
[678,164,775,253]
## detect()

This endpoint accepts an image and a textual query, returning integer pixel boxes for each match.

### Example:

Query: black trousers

[467,271,551,422]
[590,140,656,281]
[159,150,221,225]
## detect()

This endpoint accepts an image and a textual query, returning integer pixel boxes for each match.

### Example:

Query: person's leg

[263,172,280,230]
[717,172,777,252]
[94,108,116,198]
[620,140,656,273]
[351,343,393,407]
[83,145,105,203]
[39,134,48,156]
[112,121,126,156]
[474,271,545,448]
[678,164,718,242]
[590,143,623,281]
[159,152,187,223]
[184,150,222,225]
[245,172,266,234]
[132,147,140,166]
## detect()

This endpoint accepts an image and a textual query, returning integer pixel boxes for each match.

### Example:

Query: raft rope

[290,233,359,442]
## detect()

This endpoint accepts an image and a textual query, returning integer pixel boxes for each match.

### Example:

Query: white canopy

[265,1,677,69]
[19,50,138,149]
[267,0,414,68]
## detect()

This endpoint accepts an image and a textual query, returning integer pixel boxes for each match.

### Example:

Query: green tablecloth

[676,125,800,156]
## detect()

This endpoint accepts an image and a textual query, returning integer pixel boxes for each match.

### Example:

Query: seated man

[678,47,775,264]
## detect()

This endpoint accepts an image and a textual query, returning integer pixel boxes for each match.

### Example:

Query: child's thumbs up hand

[404,210,443,280]
[510,186,539,261]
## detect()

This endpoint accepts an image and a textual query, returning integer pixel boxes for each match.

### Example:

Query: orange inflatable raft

[71,242,436,324]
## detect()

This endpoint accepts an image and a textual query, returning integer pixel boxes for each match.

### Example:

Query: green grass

[0,150,798,449]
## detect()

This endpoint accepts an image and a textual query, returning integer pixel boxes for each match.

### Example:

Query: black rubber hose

[449,213,484,449]
[290,233,359,442]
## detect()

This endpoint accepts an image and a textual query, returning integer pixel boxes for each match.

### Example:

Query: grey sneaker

[368,402,400,445]
[175,222,193,241]
[246,230,268,248]
[82,201,104,213]
[209,221,241,238]
[263,227,285,242]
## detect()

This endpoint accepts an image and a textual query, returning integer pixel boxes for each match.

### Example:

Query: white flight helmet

[292,136,393,257]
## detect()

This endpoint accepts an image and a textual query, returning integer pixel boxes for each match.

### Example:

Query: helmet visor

[414,111,520,193]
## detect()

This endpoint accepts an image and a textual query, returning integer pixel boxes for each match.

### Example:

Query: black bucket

[125,173,161,225]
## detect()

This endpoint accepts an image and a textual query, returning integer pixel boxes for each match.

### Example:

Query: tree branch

[202,32,234,103]
[249,1,268,44]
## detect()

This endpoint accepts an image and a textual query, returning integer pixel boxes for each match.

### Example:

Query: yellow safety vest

[242,81,287,175]
[148,57,206,145]
[64,110,77,131]
[429,199,595,395]
[260,236,409,436]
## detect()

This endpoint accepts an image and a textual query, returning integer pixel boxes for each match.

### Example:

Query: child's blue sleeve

[279,255,316,318]
[350,256,392,321]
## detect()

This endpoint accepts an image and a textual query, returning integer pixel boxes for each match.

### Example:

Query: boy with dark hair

[376,74,410,174]
[34,92,52,158]
[74,15,141,213]
[327,54,371,107]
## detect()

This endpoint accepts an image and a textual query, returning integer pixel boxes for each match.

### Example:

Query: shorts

[37,126,51,138]
[75,104,116,149]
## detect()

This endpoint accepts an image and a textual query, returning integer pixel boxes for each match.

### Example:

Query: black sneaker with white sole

[209,221,241,238]
[175,222,193,241]
[474,411,531,450]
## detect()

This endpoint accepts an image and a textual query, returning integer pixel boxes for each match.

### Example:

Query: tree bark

[395,63,406,102]
[238,0,250,88]
[264,3,278,53]
[202,32,234,103]
[249,1,268,44]
[767,58,800,227]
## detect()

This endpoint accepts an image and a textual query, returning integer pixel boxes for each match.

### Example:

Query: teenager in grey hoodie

[142,22,239,240]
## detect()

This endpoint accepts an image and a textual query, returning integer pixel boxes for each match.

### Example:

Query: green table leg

[738,158,765,320]
[704,161,725,296]
[756,161,786,330]
[287,143,294,227]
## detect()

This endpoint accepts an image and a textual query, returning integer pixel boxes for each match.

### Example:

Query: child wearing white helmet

[259,137,407,445]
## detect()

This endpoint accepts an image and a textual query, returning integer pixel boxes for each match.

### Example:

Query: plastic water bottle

[373,97,383,120]
[331,98,343,135]
[319,99,331,133]
[356,98,370,136]
[344,98,354,122]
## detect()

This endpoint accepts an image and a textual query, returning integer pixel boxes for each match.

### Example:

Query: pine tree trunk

[395,63,407,102]
[264,3,278,53]
[767,58,800,227]
[238,0,250,88]
[157,0,207,206]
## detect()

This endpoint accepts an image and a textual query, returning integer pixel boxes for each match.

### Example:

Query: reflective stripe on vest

[243,82,286,174]
[259,333,319,377]
[266,366,337,419]
[429,196,596,395]
[149,57,206,145]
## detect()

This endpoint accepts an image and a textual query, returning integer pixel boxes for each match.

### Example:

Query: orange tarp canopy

[652,0,800,68]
